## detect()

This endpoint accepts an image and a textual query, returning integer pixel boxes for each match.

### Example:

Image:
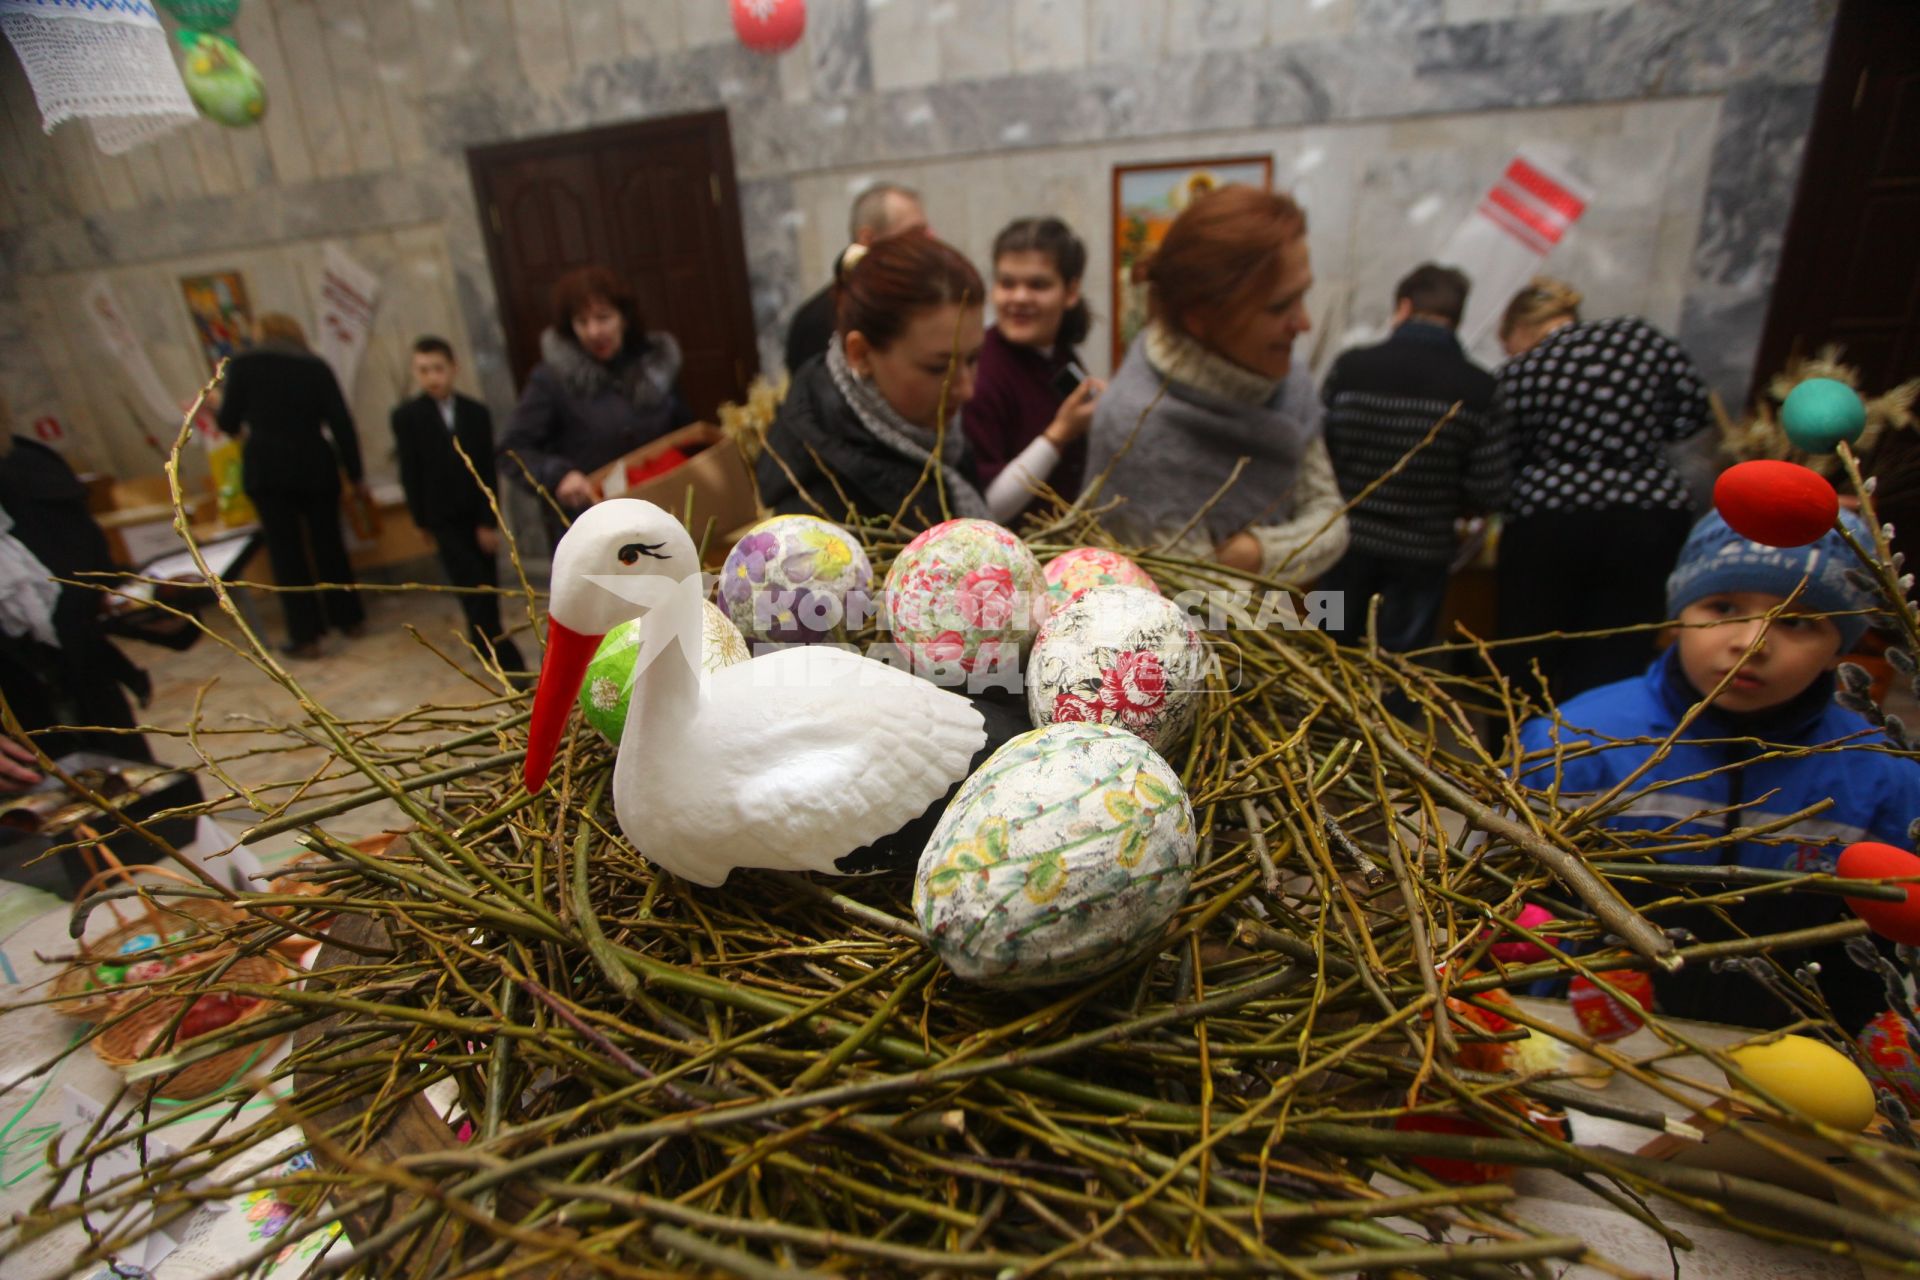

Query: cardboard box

[589,423,759,563]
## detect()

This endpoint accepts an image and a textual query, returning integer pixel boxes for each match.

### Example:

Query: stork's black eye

[618,541,669,565]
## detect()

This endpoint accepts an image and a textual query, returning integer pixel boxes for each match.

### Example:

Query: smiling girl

[962,217,1103,513]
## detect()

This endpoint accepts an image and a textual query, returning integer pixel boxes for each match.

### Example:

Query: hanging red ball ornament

[732,0,806,53]
[1837,841,1920,946]
[1713,459,1838,548]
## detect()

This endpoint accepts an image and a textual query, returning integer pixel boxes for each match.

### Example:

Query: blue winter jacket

[1516,648,1920,1030]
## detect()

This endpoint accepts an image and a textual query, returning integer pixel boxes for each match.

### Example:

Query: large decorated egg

[579,602,750,743]
[1026,586,1206,753]
[1858,1009,1920,1112]
[1781,377,1867,454]
[718,514,873,646]
[914,721,1195,989]
[1725,1034,1876,1130]
[1837,841,1920,945]
[882,519,1046,682]
[1042,547,1158,613]
[1714,460,1837,548]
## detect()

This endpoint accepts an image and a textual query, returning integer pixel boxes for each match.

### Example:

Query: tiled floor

[135,561,541,854]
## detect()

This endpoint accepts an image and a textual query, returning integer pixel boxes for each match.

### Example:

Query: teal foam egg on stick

[1781,377,1867,454]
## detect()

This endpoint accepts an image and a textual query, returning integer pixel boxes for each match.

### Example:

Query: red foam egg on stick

[1837,841,1920,946]
[732,0,806,52]
[1713,460,1838,548]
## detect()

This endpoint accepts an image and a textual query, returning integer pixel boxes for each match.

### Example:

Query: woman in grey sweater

[1086,185,1347,582]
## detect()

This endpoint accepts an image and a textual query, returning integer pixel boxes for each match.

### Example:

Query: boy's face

[1675,591,1846,713]
[412,352,455,401]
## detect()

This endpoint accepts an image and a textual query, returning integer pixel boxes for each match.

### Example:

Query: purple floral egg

[1027,586,1206,753]
[717,515,873,645]
[1042,547,1158,614]
[881,518,1046,684]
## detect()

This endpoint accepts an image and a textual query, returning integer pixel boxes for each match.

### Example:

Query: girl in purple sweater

[962,218,1103,516]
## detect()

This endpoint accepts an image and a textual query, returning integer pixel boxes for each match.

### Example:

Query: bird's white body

[530,500,986,887]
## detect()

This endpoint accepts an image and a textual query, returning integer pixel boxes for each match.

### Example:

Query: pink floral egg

[881,519,1046,683]
[1042,547,1158,613]
[1026,586,1206,753]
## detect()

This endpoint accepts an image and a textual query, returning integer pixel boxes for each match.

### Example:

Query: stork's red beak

[523,619,604,793]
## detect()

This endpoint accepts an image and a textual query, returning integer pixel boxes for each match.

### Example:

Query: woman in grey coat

[501,266,692,539]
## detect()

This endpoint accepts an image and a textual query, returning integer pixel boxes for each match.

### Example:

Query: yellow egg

[1724,1035,1876,1131]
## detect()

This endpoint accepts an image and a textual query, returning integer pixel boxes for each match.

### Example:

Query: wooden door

[469,111,760,420]
[1753,0,1920,399]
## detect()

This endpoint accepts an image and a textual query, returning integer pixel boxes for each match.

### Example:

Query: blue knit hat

[1665,510,1875,651]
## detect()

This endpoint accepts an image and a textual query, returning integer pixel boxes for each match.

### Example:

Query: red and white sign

[313,244,381,396]
[1438,152,1593,365]
[732,0,806,53]
[31,415,62,443]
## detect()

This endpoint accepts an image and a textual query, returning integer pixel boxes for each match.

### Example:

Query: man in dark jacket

[1318,264,1510,651]
[391,337,524,673]
[783,183,927,375]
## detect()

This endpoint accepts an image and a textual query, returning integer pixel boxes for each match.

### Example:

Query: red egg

[1391,1112,1511,1184]
[1713,460,1838,548]
[732,0,806,52]
[1837,841,1920,945]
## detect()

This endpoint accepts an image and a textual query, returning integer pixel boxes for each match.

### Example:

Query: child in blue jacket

[1517,510,1920,1031]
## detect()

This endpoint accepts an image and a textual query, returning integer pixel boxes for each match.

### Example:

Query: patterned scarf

[824,338,989,520]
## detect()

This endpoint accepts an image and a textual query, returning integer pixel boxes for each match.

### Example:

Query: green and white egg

[914,721,1196,989]
[180,33,266,128]
[579,601,750,743]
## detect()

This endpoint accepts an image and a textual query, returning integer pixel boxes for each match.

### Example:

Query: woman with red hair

[758,232,1069,532]
[1085,185,1347,580]
[501,266,692,538]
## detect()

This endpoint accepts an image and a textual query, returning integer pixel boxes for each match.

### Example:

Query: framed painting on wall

[1110,156,1273,367]
[179,271,254,373]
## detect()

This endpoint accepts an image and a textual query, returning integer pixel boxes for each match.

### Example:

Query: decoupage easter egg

[913,721,1196,989]
[1858,1009,1920,1112]
[1026,586,1206,753]
[1726,1034,1877,1130]
[1714,460,1838,548]
[1042,547,1158,613]
[719,514,874,646]
[181,34,266,127]
[1781,377,1868,454]
[1837,841,1920,946]
[1488,903,1557,964]
[882,519,1046,683]
[1568,970,1653,1042]
[579,602,750,743]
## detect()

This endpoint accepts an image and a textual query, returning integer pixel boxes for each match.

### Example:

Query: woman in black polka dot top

[1492,277,1711,705]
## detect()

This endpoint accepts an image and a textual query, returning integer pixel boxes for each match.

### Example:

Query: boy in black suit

[391,337,525,674]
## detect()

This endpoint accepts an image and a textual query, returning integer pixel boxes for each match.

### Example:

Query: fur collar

[539,327,682,409]
[1144,321,1279,406]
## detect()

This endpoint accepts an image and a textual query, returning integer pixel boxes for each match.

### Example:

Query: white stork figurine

[523,499,988,886]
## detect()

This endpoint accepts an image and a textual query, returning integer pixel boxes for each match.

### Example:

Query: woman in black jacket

[216,312,366,658]
[500,266,691,546]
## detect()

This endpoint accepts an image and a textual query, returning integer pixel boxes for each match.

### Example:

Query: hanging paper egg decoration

[882,518,1046,682]
[731,0,806,53]
[179,32,266,127]
[1041,547,1158,613]
[1858,1008,1920,1112]
[1713,460,1838,548]
[914,721,1196,989]
[718,514,873,646]
[578,602,750,743]
[1781,377,1868,455]
[1837,841,1920,946]
[1725,1034,1877,1130]
[1026,586,1206,754]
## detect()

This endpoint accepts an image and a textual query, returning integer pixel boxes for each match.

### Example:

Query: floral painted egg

[579,601,750,743]
[1042,547,1158,613]
[882,518,1046,684]
[914,721,1196,989]
[1027,587,1206,754]
[1858,1009,1920,1112]
[719,515,874,646]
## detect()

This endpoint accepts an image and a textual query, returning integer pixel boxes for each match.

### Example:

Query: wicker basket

[91,953,289,1099]
[49,863,248,1020]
